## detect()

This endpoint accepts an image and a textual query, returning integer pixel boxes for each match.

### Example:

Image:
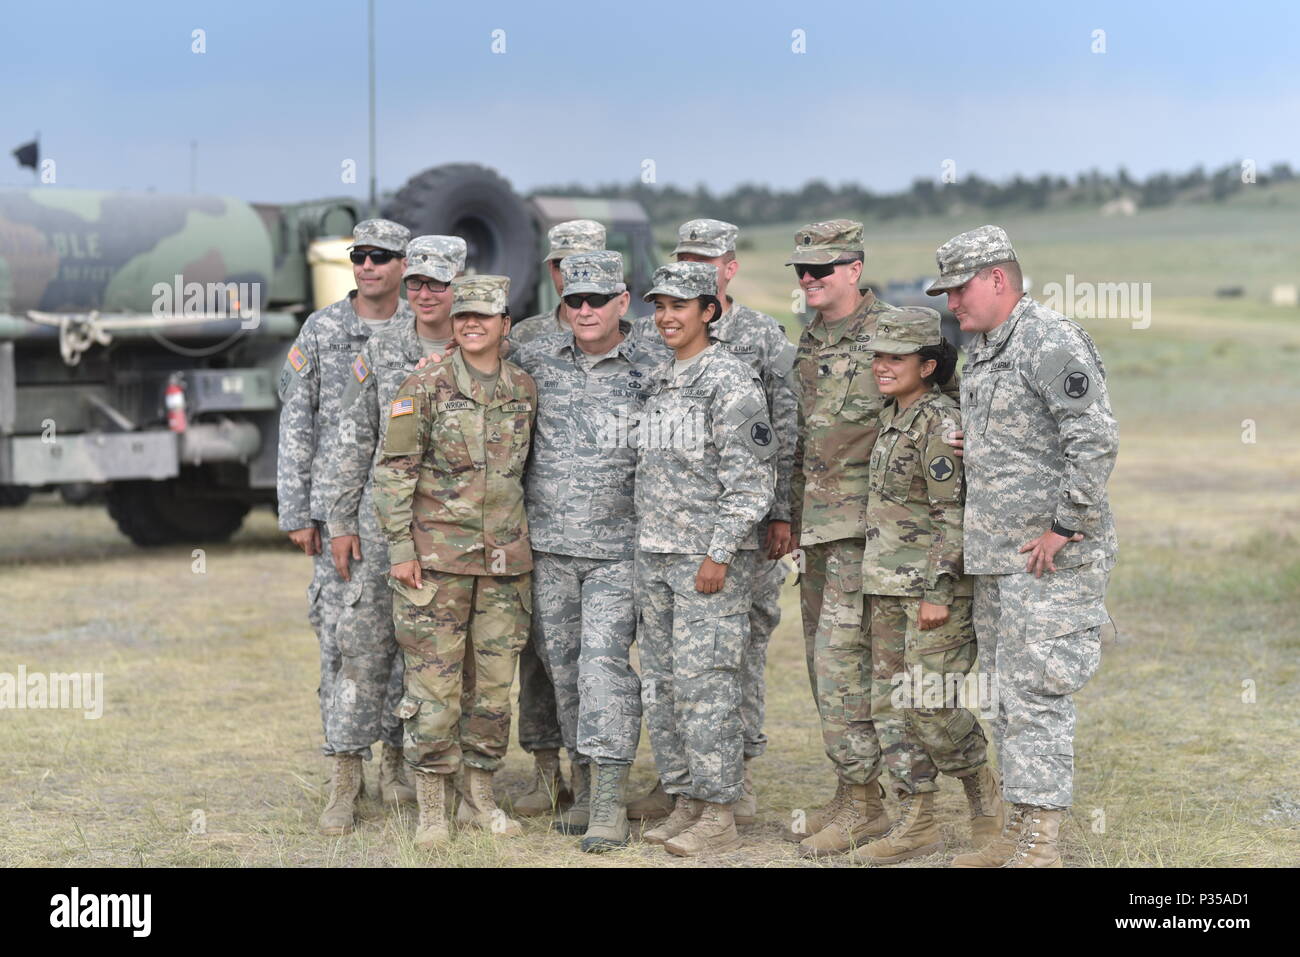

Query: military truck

[0,164,657,544]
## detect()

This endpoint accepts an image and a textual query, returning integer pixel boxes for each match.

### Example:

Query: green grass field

[2,191,1299,867]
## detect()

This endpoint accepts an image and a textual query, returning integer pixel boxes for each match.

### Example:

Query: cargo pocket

[390,575,438,608]
[393,695,421,720]
[342,578,365,607]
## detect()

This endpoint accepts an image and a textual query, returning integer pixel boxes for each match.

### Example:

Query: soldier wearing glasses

[275,218,412,834]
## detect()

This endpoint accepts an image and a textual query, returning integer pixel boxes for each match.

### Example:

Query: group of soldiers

[276,210,1118,866]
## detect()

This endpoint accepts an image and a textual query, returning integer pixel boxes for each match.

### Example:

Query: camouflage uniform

[861,310,989,797]
[276,218,411,755]
[508,220,605,752]
[512,252,663,766]
[674,218,798,759]
[323,236,466,758]
[928,226,1119,810]
[372,276,538,772]
[634,262,777,805]
[509,219,605,347]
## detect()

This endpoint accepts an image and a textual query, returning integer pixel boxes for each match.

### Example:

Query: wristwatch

[707,547,733,565]
[1050,520,1079,538]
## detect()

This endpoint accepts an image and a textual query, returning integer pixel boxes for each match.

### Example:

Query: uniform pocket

[393,695,421,720]
[1030,629,1103,696]
[390,576,438,607]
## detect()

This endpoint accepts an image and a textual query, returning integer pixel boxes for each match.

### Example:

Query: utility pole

[190,140,197,193]
[368,0,377,217]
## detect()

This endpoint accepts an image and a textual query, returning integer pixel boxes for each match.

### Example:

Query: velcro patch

[501,400,532,413]
[352,354,370,383]
[288,345,309,372]
[928,455,955,482]
[437,399,474,413]
[923,435,961,502]
[391,398,415,417]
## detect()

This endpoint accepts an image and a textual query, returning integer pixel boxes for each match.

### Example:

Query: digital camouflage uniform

[929,226,1119,810]
[512,252,665,767]
[509,219,606,348]
[634,262,777,806]
[674,218,799,760]
[507,220,605,752]
[323,236,466,758]
[372,276,538,773]
[276,218,411,755]
[861,310,989,798]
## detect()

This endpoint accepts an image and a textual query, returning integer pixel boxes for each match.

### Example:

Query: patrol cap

[673,218,738,258]
[560,251,626,296]
[348,218,410,254]
[451,275,510,316]
[402,235,467,282]
[870,307,943,355]
[786,219,864,265]
[544,219,606,262]
[925,225,1018,295]
[642,261,718,302]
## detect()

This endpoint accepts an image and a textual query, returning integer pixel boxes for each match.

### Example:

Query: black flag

[13,140,38,170]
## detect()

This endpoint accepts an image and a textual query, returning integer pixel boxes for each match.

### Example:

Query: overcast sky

[3,0,1296,202]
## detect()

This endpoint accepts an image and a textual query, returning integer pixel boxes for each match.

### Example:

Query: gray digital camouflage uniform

[277,289,413,755]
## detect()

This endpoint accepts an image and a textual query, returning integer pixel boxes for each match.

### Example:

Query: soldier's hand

[695,558,728,594]
[917,600,950,631]
[287,526,320,556]
[391,560,423,590]
[945,428,965,458]
[1019,530,1085,577]
[415,341,456,370]
[331,534,361,580]
[765,521,792,559]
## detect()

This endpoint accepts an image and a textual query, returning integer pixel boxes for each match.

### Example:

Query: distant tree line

[531,161,1296,226]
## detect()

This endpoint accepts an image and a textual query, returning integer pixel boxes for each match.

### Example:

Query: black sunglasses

[794,258,859,280]
[404,277,450,293]
[350,249,399,266]
[563,293,617,309]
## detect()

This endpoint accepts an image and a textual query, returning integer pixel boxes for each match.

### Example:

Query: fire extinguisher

[165,374,188,433]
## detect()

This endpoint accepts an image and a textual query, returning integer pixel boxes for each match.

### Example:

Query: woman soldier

[849,306,1002,865]
[633,262,777,857]
[372,275,538,848]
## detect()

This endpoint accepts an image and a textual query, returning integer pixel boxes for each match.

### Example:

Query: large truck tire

[107,479,250,547]
[0,485,31,508]
[383,164,538,318]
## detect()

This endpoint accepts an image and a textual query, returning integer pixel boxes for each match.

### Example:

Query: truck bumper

[1,431,179,485]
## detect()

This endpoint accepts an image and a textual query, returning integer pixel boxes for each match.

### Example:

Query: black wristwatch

[1050,520,1079,538]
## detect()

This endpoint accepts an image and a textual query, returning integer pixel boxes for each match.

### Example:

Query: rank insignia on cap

[390,398,414,417]
[352,355,370,383]
[690,230,698,239]
[287,345,308,372]
[802,234,812,244]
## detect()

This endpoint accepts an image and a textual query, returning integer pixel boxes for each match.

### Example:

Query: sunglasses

[349,249,399,266]
[404,277,450,293]
[794,258,859,280]
[563,293,617,309]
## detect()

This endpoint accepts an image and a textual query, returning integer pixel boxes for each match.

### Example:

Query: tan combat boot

[511,748,573,817]
[850,790,944,865]
[665,801,742,857]
[379,742,417,805]
[957,764,1003,847]
[319,753,364,835]
[797,781,891,858]
[456,765,523,836]
[626,780,674,821]
[552,761,591,835]
[641,794,702,845]
[1005,807,1066,868]
[733,757,757,825]
[580,764,630,853]
[782,778,849,843]
[413,770,451,848]
[950,803,1030,867]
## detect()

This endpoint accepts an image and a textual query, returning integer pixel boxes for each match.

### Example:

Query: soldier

[507,219,606,816]
[634,262,776,857]
[275,217,411,835]
[372,275,537,847]
[844,307,1001,866]
[627,219,797,825]
[509,250,666,852]
[320,236,468,831]
[925,226,1118,868]
[509,219,606,346]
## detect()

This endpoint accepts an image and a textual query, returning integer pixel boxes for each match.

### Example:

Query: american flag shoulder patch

[287,345,308,372]
[352,354,370,383]
[390,397,415,418]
